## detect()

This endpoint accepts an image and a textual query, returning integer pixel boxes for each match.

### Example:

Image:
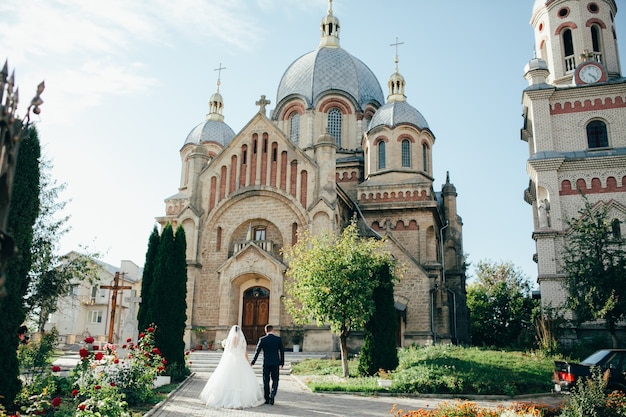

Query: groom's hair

[265,324,273,332]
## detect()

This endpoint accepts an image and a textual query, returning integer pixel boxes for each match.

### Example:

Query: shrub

[557,367,626,417]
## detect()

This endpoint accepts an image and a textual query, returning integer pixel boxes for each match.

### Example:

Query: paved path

[145,372,566,417]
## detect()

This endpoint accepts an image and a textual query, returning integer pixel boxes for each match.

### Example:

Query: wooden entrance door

[242,287,269,344]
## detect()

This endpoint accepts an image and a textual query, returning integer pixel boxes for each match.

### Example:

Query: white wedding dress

[199,325,265,409]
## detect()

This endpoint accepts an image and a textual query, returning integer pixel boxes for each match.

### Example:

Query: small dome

[315,131,335,146]
[369,100,429,131]
[184,119,235,146]
[275,47,384,111]
[524,57,548,73]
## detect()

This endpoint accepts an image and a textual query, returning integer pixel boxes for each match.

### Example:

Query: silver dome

[369,100,429,131]
[275,47,384,110]
[184,119,236,147]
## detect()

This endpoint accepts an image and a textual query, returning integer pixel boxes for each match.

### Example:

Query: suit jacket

[251,333,284,367]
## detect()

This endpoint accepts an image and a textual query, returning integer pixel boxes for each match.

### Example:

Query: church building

[157,2,469,351]
[522,0,626,338]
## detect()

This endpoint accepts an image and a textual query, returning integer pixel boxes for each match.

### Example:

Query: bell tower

[530,0,620,84]
[522,0,626,333]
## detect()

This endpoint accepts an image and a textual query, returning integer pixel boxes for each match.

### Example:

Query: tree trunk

[340,331,349,378]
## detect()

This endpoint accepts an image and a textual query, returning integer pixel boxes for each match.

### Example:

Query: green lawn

[291,345,556,396]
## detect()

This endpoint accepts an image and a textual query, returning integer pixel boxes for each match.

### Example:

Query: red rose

[110,382,116,387]
[152,347,161,354]
[139,333,145,339]
[51,397,62,407]
[122,344,127,349]
[94,385,101,390]
[114,358,119,364]
[51,365,61,372]
[92,345,99,350]
[72,389,79,397]
[84,337,94,344]
[157,366,165,372]
[162,358,167,365]
[126,337,132,343]
[94,352,104,361]
[79,348,90,358]
[78,404,86,410]
[147,327,155,332]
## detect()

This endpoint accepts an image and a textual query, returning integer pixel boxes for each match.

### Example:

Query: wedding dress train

[199,325,265,409]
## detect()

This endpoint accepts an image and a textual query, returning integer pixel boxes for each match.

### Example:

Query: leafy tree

[562,196,626,347]
[137,225,160,332]
[0,127,40,407]
[358,263,399,377]
[24,156,99,331]
[467,260,539,349]
[151,224,188,380]
[283,219,397,377]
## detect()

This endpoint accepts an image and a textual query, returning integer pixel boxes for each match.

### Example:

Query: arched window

[422,143,429,172]
[378,141,386,169]
[563,28,575,72]
[328,108,342,148]
[289,112,300,145]
[587,120,609,148]
[612,219,622,240]
[401,139,411,167]
[591,25,602,63]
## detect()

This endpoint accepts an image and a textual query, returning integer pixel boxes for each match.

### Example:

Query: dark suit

[250,332,284,402]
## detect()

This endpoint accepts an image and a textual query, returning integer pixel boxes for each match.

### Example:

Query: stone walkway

[144,372,566,417]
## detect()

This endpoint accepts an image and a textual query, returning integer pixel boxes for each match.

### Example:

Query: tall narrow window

[563,28,575,72]
[591,25,603,63]
[422,144,429,172]
[612,219,622,240]
[401,139,411,167]
[289,113,300,145]
[587,120,608,148]
[378,141,386,169]
[328,108,342,148]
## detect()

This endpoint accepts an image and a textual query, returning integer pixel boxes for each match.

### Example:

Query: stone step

[187,350,327,375]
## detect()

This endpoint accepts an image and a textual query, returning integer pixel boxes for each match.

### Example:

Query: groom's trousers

[262,365,280,400]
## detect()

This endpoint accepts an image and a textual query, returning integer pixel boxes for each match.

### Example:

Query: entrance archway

[242,286,269,344]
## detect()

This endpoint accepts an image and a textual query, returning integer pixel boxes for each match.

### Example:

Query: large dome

[369,100,429,131]
[184,119,235,147]
[275,47,384,110]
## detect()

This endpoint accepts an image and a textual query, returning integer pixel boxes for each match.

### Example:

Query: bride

[199,325,265,409]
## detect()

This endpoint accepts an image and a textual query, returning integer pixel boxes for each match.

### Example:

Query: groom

[250,324,284,405]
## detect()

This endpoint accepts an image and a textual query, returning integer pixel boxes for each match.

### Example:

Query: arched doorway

[242,286,269,344]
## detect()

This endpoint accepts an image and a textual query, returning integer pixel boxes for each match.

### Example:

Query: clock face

[578,64,603,83]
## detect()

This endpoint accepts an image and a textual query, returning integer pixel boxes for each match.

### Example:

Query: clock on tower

[574,61,607,85]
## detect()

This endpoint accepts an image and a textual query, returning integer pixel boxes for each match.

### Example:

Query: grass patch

[292,345,555,396]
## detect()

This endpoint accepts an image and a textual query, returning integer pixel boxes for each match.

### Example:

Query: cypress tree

[151,223,188,380]
[358,263,399,376]
[0,127,41,407]
[137,225,160,332]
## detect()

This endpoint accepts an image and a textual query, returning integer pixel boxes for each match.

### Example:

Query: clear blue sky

[1,1,624,284]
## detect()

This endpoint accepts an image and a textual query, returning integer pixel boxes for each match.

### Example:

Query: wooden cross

[101,272,131,343]
[256,95,271,116]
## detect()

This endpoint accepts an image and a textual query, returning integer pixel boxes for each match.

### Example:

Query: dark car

[554,349,626,393]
